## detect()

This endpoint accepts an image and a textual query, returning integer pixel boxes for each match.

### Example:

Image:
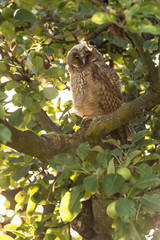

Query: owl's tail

[111,123,135,144]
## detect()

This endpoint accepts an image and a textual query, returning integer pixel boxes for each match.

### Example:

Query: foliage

[0,0,160,239]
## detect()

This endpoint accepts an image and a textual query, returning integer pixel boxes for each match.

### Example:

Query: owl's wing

[92,62,123,113]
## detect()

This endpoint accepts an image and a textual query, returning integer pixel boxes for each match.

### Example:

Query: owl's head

[66,44,104,68]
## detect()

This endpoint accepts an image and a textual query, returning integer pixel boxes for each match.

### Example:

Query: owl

[66,43,134,143]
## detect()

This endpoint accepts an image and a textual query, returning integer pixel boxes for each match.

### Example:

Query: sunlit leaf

[0,235,14,240]
[0,21,15,40]
[139,23,160,34]
[26,197,37,217]
[60,185,84,222]
[91,12,117,24]
[4,224,19,231]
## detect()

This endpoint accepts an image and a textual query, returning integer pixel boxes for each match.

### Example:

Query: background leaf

[0,124,11,142]
[8,109,24,126]
[15,9,36,23]
[134,174,159,189]
[83,175,99,193]
[102,174,124,195]
[139,194,160,211]
[116,198,136,222]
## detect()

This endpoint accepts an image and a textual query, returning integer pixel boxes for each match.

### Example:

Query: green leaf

[43,46,54,55]
[49,153,81,171]
[97,150,111,168]
[0,92,7,100]
[143,39,158,52]
[119,0,132,7]
[0,124,11,142]
[139,23,160,35]
[47,67,67,78]
[6,80,19,91]
[91,12,116,25]
[30,184,47,203]
[76,142,90,160]
[60,185,84,222]
[83,175,99,193]
[12,165,31,181]
[0,21,15,40]
[4,224,18,231]
[139,194,160,211]
[15,9,36,23]
[82,162,96,172]
[136,163,152,175]
[42,87,58,101]
[132,130,149,144]
[134,173,159,189]
[116,198,136,222]
[0,106,5,120]
[29,102,41,113]
[32,55,43,71]
[8,108,24,126]
[107,158,115,174]
[102,174,124,195]
[0,235,14,240]
[103,138,121,147]
[26,197,37,217]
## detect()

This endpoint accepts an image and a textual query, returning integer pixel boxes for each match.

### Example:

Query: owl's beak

[82,57,86,65]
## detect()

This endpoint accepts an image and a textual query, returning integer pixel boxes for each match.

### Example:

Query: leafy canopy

[0,0,160,239]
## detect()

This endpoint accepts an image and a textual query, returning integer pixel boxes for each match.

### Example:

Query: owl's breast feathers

[70,61,123,117]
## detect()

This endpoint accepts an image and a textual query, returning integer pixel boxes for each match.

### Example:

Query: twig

[85,24,109,41]
[57,77,70,91]
[41,12,94,25]
[35,109,62,133]
[89,0,107,11]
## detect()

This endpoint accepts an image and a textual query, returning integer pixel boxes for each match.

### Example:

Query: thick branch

[34,109,62,133]
[1,89,160,160]
[129,33,159,90]
[0,119,86,160]
[85,89,160,143]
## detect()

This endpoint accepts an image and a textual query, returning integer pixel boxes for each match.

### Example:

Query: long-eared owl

[66,43,134,143]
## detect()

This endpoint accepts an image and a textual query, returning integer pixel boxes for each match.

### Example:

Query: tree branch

[128,33,159,90]
[34,109,62,133]
[41,12,94,25]
[0,119,86,160]
[85,88,160,143]
[1,87,160,160]
[85,24,109,41]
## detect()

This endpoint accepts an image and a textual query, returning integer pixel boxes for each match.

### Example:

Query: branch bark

[34,109,62,133]
[85,88,160,143]
[1,88,160,161]
[128,33,160,92]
